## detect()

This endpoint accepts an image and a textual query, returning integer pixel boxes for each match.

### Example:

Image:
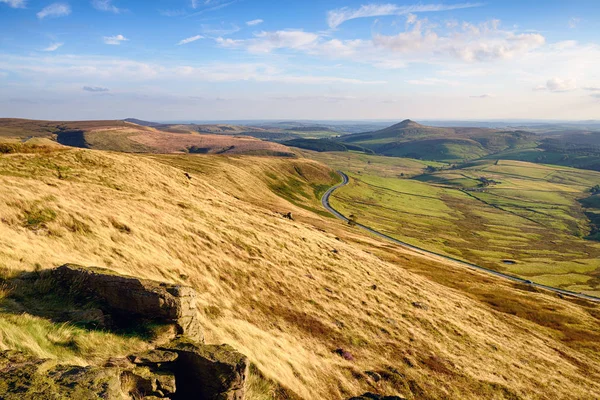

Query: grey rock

[52,264,203,340]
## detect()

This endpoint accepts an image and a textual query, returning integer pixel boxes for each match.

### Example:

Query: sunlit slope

[0,148,599,399]
[0,118,295,156]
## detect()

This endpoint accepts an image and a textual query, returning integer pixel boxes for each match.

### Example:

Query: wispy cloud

[201,23,240,36]
[0,53,385,85]
[177,35,204,45]
[534,77,577,92]
[83,86,109,92]
[37,3,71,19]
[246,19,263,26]
[568,17,580,29]
[326,2,483,28]
[103,34,128,45]
[43,42,64,51]
[186,0,236,17]
[0,0,26,8]
[583,87,600,92]
[92,0,123,13]
[217,30,319,53]
[470,94,494,98]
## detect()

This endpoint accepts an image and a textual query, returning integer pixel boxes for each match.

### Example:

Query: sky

[1,0,600,121]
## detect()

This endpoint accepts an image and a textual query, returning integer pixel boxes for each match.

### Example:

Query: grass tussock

[0,149,598,399]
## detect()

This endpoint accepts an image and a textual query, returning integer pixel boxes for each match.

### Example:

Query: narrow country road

[322,171,600,303]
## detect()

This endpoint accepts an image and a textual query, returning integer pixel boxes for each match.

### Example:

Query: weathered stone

[128,349,179,366]
[412,301,429,311]
[333,348,354,361]
[164,339,248,400]
[104,357,134,368]
[348,392,406,400]
[52,264,203,340]
[0,351,129,400]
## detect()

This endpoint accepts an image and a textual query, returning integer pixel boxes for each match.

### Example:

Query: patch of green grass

[319,157,600,291]
[23,206,57,230]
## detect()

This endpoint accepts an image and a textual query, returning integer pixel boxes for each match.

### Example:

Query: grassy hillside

[320,154,600,295]
[0,146,599,398]
[284,139,374,154]
[339,120,537,162]
[0,118,295,157]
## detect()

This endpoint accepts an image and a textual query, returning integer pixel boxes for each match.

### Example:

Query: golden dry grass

[0,147,599,399]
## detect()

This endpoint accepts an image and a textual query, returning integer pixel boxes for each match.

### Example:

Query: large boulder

[163,339,248,400]
[52,264,203,340]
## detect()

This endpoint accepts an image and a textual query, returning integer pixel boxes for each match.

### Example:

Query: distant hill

[339,119,537,161]
[0,118,296,157]
[123,118,161,127]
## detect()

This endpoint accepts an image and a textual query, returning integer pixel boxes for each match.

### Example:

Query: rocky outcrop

[1,339,249,400]
[0,350,127,400]
[52,264,203,340]
[2,265,250,399]
[164,339,249,400]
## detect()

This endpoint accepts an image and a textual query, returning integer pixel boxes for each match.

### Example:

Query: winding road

[322,171,600,303]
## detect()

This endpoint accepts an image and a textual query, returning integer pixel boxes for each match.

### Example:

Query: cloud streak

[327,2,483,28]
[83,86,109,92]
[43,42,64,51]
[37,3,71,19]
[92,0,123,13]
[177,35,204,45]
[0,0,26,8]
[103,34,128,45]
[246,19,263,26]
[534,77,577,92]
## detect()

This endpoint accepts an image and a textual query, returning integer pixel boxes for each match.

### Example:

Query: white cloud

[470,94,494,98]
[103,34,128,45]
[0,0,26,8]
[373,19,545,62]
[568,17,580,29]
[37,3,71,19]
[534,77,577,92]
[246,19,263,26]
[326,2,483,28]
[217,30,319,53]
[92,0,123,13]
[0,53,385,85]
[406,13,417,24]
[216,18,546,70]
[583,87,600,92]
[43,42,64,51]
[177,35,203,45]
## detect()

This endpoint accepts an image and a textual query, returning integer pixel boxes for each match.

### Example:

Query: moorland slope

[0,144,599,399]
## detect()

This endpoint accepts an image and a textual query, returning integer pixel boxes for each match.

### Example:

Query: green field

[308,152,600,295]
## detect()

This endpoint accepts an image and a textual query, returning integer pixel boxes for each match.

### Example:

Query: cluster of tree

[478,177,501,187]
[591,185,600,195]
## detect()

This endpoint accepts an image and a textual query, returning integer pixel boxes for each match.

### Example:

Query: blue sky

[1,0,599,120]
